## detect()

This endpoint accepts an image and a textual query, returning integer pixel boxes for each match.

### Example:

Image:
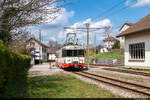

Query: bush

[0,40,31,96]
[0,30,11,46]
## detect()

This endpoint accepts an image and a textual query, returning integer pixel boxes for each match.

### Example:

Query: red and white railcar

[56,43,85,69]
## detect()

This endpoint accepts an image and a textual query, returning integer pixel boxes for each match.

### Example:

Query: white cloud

[125,0,131,6]
[28,8,74,44]
[134,0,150,7]
[65,18,115,46]
[49,37,56,41]
[28,8,117,46]
[50,8,74,25]
[126,0,150,7]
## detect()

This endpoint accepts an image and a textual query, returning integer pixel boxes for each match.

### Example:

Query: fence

[111,49,124,54]
[89,58,124,66]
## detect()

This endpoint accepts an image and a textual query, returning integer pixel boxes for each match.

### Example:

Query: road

[28,63,62,77]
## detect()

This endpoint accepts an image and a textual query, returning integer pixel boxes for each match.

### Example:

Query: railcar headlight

[66,59,71,64]
[79,60,83,63]
[67,59,71,62]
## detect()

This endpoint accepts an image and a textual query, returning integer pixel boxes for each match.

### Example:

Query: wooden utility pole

[39,29,42,42]
[86,23,90,69]
[94,32,96,64]
[39,29,42,63]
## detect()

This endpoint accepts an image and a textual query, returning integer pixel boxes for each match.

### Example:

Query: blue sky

[29,0,150,46]
[66,0,150,27]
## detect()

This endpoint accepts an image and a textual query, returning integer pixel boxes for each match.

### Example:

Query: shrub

[0,30,11,46]
[0,40,31,96]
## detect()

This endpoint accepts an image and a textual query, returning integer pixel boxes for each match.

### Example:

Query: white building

[119,22,133,49]
[26,38,49,64]
[117,14,150,67]
[100,36,117,53]
[48,46,61,66]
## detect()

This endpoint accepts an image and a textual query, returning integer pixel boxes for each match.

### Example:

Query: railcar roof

[62,44,84,50]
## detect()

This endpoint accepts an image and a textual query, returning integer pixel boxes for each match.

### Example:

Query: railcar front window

[62,50,84,57]
[78,50,84,57]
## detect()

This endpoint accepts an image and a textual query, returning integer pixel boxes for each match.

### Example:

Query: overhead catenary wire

[100,3,135,20]
[93,0,126,21]
[63,1,136,36]
[92,0,137,30]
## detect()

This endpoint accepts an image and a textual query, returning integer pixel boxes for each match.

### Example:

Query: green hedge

[0,40,31,96]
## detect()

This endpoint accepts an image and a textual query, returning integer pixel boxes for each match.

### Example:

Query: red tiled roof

[103,36,116,41]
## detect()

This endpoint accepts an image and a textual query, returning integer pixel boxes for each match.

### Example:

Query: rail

[73,71,150,97]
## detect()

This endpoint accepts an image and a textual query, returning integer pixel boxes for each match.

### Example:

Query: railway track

[73,71,150,97]
[86,64,121,67]
[87,64,150,77]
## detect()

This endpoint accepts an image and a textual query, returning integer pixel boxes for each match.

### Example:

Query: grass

[85,60,94,64]
[95,52,124,59]
[2,72,120,98]
[2,71,29,98]
[27,73,120,98]
[84,52,124,64]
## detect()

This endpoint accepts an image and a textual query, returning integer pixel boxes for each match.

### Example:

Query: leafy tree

[89,50,94,56]
[112,40,120,49]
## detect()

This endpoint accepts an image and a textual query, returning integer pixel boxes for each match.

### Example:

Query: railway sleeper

[74,72,150,97]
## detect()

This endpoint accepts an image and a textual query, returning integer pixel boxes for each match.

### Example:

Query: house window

[30,42,35,47]
[129,43,145,60]
[121,36,124,40]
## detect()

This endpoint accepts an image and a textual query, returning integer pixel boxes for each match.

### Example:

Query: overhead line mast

[86,23,90,68]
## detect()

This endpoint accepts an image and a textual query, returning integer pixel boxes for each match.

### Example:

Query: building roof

[117,14,150,37]
[48,46,61,54]
[119,22,134,31]
[103,36,116,41]
[26,37,49,48]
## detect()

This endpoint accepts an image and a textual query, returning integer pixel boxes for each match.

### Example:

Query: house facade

[26,38,49,64]
[119,23,133,49]
[48,46,61,61]
[48,46,61,66]
[100,36,117,53]
[117,14,150,67]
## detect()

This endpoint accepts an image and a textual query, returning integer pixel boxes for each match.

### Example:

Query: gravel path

[88,66,150,87]
[28,63,63,77]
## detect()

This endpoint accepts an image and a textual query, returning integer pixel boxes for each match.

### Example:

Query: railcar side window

[62,50,67,57]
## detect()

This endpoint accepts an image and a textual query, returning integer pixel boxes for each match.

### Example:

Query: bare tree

[104,26,112,38]
[48,40,62,48]
[0,0,69,30]
[8,28,33,53]
[0,0,70,45]
[48,40,57,47]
